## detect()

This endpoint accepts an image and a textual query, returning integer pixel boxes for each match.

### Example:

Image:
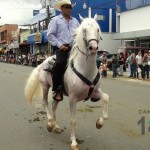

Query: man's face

[138,51,141,55]
[61,4,72,15]
[103,52,106,56]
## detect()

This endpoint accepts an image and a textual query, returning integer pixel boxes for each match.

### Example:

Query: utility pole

[46,0,53,24]
[46,0,52,54]
[47,5,50,26]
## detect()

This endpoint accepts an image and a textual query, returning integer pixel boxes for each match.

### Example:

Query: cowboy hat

[53,0,75,11]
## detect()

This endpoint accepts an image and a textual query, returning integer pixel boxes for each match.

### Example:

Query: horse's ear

[79,14,84,22]
[94,14,98,20]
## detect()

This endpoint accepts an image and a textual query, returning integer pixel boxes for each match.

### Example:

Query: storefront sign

[34,32,42,43]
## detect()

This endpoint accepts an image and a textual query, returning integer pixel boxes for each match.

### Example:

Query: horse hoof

[71,145,79,150]
[53,127,64,134]
[96,118,104,129]
[103,114,108,120]
[47,124,53,132]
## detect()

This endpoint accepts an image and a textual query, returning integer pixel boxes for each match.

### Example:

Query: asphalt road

[0,62,150,150]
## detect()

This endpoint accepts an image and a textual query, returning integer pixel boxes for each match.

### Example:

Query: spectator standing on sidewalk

[40,52,46,63]
[148,50,150,71]
[111,54,118,78]
[27,52,31,66]
[99,62,107,78]
[36,53,41,65]
[128,51,136,78]
[126,52,131,76]
[99,52,107,77]
[101,52,107,63]
[136,51,143,79]
[142,51,149,80]
[118,52,124,76]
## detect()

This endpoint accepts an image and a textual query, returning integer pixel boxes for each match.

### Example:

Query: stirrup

[91,97,100,102]
[53,90,63,101]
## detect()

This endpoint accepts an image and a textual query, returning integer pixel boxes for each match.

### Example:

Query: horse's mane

[68,27,80,64]
[68,18,101,65]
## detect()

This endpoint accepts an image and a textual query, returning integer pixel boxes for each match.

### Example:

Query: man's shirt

[47,14,80,48]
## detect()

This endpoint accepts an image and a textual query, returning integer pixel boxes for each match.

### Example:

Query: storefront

[27,30,49,54]
[19,42,30,55]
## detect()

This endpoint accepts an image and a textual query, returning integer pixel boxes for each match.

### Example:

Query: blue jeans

[112,64,117,78]
[130,63,136,77]
[143,65,149,79]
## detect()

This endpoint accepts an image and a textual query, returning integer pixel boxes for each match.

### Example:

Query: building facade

[0,24,18,48]
[27,8,55,54]
[71,0,117,33]
[112,0,150,48]
[28,0,150,54]
[19,28,30,55]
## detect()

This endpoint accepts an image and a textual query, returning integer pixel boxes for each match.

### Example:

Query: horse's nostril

[89,46,93,50]
[89,46,98,50]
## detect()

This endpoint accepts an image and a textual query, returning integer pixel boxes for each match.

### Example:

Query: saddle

[43,55,56,73]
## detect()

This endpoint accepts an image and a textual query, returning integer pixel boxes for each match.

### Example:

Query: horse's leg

[96,89,109,129]
[41,83,54,132]
[69,99,79,150]
[51,100,64,133]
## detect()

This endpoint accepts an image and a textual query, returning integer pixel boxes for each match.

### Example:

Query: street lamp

[83,1,91,18]
[83,2,87,9]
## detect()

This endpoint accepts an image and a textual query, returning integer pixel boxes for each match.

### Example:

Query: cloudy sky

[0,0,42,25]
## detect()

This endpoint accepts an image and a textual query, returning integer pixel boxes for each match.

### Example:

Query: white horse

[24,15,109,150]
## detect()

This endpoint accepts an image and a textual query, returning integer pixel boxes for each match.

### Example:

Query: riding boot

[53,86,63,101]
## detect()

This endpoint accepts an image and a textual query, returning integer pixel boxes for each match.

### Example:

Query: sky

[0,0,42,25]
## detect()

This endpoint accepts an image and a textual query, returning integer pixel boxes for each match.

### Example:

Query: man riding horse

[46,0,80,101]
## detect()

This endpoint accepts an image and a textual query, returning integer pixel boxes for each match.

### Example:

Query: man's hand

[59,45,69,51]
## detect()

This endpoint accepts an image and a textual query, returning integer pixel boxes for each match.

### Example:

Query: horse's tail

[24,58,48,103]
[24,65,40,103]
[24,56,54,103]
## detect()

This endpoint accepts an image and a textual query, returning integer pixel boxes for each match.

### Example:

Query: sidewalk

[106,70,150,82]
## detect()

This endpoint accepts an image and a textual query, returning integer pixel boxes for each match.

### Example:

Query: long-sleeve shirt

[47,14,80,48]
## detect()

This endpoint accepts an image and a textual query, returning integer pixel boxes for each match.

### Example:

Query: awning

[28,33,35,44]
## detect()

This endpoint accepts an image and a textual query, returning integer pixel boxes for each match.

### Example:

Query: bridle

[84,38,99,50]
[77,38,100,60]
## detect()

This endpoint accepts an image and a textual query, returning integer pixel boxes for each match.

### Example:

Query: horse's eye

[83,28,86,33]
[97,29,99,32]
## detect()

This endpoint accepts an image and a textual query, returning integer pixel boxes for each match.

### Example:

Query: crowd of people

[99,50,150,80]
[1,49,150,81]
[0,52,50,67]
[126,50,150,80]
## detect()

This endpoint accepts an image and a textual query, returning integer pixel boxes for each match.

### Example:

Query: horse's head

[77,14,102,55]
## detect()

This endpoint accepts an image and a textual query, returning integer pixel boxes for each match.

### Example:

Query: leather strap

[71,60,100,101]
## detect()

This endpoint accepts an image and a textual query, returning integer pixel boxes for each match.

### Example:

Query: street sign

[97,15,105,21]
